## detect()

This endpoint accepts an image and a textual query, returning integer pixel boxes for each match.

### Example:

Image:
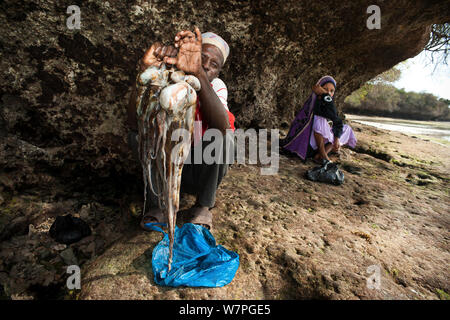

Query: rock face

[1,0,449,186]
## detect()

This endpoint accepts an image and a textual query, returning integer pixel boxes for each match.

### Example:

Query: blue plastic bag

[146,222,239,287]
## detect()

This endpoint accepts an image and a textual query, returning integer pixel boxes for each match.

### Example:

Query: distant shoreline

[343,111,450,123]
[347,114,450,146]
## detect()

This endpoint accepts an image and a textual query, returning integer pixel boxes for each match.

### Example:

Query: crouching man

[126,28,235,230]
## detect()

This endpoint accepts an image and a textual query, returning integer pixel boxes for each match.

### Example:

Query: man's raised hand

[164,27,203,76]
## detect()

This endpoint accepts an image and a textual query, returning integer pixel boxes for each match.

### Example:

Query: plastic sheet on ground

[146,222,239,287]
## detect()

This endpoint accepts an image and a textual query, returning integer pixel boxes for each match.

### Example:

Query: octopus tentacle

[135,64,200,271]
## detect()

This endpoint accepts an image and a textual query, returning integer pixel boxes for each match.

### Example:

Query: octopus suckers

[135,64,201,271]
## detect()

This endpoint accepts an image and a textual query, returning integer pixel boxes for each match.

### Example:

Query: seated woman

[281,75,357,162]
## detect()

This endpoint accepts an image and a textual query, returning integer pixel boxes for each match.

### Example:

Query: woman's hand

[312,84,328,96]
[164,27,203,76]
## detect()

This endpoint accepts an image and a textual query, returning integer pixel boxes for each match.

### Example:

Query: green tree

[343,66,450,121]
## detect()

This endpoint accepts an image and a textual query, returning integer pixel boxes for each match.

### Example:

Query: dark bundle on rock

[306,160,345,185]
[49,214,92,245]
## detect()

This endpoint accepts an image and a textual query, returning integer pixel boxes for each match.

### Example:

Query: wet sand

[347,115,450,145]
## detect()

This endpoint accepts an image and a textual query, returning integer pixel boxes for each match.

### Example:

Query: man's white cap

[201,32,230,64]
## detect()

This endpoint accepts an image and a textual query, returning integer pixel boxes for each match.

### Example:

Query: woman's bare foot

[313,153,324,164]
[313,144,332,163]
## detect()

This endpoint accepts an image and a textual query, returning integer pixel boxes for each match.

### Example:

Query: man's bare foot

[180,206,213,230]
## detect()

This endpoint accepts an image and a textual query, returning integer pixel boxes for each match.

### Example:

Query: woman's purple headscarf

[281,75,337,160]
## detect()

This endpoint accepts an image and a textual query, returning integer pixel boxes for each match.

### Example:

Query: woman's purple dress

[281,76,356,160]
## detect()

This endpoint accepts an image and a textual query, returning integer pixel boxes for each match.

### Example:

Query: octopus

[135,63,201,271]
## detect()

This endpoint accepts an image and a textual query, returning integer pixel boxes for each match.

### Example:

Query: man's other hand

[141,42,177,70]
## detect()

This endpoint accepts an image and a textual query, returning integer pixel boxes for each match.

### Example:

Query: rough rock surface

[80,122,449,299]
[1,122,448,299]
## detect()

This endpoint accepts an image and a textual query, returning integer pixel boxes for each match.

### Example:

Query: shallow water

[348,115,450,143]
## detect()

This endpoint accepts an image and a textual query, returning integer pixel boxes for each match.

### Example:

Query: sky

[393,50,450,100]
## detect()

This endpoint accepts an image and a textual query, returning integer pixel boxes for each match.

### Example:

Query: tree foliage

[424,23,450,66]
[343,85,450,121]
[344,61,449,121]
